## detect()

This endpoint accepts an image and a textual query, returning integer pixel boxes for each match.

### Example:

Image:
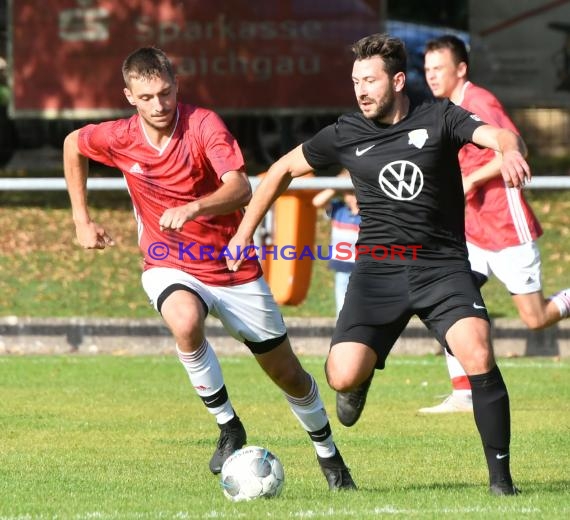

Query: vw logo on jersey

[378,160,424,200]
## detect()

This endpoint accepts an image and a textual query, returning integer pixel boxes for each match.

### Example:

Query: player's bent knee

[519,313,547,330]
[328,376,361,392]
[166,314,205,350]
[326,341,375,390]
[325,360,359,392]
[458,346,495,374]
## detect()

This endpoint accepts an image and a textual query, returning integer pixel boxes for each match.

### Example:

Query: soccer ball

[220,446,285,501]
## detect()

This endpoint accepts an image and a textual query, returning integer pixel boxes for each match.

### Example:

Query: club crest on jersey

[378,160,424,200]
[470,114,482,121]
[408,129,428,149]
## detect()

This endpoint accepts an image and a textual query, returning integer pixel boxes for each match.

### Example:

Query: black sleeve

[301,124,339,171]
[442,102,487,148]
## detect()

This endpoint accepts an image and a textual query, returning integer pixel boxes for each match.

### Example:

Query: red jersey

[458,82,542,250]
[78,103,261,286]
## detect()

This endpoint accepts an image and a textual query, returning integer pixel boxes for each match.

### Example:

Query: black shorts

[332,261,490,369]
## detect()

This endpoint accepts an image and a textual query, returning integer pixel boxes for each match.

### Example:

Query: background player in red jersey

[420,35,570,414]
[63,47,355,490]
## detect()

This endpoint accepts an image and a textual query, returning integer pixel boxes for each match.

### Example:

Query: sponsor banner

[9,0,384,118]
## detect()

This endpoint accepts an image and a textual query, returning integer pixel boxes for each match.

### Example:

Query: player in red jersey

[63,47,355,490]
[418,35,570,413]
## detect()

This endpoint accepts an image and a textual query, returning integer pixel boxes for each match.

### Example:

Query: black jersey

[302,99,487,265]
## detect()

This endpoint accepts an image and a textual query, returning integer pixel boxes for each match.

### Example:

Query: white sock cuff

[283,374,317,407]
[176,340,208,363]
[445,351,467,379]
[549,289,570,319]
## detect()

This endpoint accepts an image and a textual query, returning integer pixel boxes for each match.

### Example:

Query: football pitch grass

[0,355,568,519]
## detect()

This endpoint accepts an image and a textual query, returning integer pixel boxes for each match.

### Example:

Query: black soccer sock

[468,365,513,485]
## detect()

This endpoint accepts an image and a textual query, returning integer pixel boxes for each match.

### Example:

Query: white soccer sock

[176,340,235,425]
[445,349,472,395]
[283,375,336,458]
[548,289,570,319]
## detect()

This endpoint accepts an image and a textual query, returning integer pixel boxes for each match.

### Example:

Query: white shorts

[141,267,287,350]
[467,241,542,295]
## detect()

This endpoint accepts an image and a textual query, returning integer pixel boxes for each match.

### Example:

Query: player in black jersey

[227,33,529,496]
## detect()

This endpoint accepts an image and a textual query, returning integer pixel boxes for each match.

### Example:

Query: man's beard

[362,90,396,121]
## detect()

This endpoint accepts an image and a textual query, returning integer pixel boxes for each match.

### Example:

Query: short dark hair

[424,35,469,68]
[351,33,407,77]
[122,47,175,87]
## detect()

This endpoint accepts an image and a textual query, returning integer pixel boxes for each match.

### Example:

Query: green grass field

[0,355,568,519]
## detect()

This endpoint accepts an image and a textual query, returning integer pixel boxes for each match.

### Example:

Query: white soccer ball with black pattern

[220,446,285,501]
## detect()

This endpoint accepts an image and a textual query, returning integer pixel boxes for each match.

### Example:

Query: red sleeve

[196,110,245,180]
[77,121,119,168]
[464,89,519,134]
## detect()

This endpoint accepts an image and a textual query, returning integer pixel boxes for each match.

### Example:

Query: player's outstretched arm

[471,126,531,188]
[63,130,115,249]
[227,144,313,272]
[311,168,351,208]
[462,154,503,196]
[312,188,336,209]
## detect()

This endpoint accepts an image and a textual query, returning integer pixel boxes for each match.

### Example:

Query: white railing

[1,176,569,191]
